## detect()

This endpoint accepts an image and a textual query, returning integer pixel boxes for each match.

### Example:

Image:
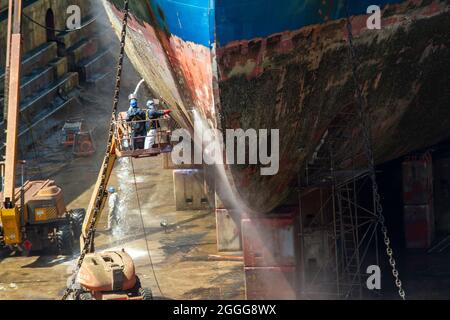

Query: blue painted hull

[149,0,403,47]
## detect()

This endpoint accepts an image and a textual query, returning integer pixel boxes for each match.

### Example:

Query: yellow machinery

[0,0,84,254]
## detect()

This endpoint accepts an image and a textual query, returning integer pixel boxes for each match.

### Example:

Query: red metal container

[241,215,298,267]
[404,205,435,249]
[402,155,433,205]
[245,267,297,300]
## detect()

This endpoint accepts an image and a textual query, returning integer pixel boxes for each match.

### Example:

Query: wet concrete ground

[0,68,245,300]
[1,58,449,301]
[2,89,450,301]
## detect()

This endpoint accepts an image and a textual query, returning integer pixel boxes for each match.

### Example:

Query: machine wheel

[139,287,153,300]
[70,208,86,239]
[56,224,74,255]
[0,226,4,248]
[131,276,152,300]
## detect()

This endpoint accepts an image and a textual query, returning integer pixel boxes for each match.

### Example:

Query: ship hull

[103,0,450,213]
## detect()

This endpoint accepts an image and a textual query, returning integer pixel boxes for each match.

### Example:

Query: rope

[22,12,98,33]
[130,158,165,298]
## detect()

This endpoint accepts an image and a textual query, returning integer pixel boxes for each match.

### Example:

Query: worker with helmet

[144,99,172,149]
[126,94,147,149]
[107,186,120,232]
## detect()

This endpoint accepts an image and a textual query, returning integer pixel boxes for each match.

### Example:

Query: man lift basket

[113,112,172,158]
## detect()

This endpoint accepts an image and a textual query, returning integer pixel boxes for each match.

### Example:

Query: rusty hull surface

[218,1,450,212]
[103,0,450,214]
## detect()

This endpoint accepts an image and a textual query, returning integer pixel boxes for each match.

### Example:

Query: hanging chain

[62,0,130,300]
[344,9,406,300]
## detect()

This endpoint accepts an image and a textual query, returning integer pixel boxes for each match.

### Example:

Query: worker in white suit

[106,186,120,231]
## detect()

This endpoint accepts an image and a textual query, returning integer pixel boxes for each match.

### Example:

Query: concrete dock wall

[0,0,93,69]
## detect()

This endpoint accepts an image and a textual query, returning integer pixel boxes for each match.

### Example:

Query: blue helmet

[108,186,116,194]
[130,99,138,108]
[146,100,155,110]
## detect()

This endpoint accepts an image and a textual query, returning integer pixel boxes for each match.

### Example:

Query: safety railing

[113,112,172,158]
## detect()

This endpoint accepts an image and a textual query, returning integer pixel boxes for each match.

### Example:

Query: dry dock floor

[0,70,245,300]
[1,63,449,301]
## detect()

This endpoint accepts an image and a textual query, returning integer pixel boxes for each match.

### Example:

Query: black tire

[79,292,94,300]
[139,287,153,300]
[133,276,142,291]
[69,208,86,240]
[0,226,4,248]
[56,224,74,255]
[132,276,152,300]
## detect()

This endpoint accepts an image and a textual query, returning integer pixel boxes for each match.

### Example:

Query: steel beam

[3,0,23,207]
[3,0,13,121]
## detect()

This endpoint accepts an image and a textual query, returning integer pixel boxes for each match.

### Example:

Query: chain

[61,0,130,300]
[344,7,406,300]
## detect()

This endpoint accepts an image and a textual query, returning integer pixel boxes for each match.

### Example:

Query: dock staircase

[0,15,114,156]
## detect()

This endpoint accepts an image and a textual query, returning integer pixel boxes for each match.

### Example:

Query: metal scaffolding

[298,106,381,300]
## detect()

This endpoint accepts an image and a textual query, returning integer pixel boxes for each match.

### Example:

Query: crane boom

[3,0,13,121]
[1,0,23,246]
[3,0,23,208]
[80,140,117,250]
